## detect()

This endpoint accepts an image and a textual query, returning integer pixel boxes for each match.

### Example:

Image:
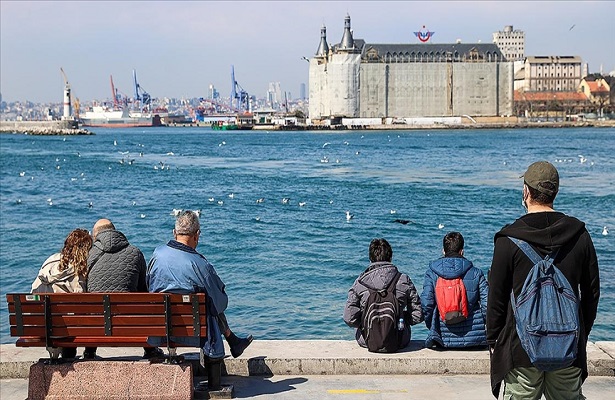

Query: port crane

[133,69,151,110]
[110,75,129,108]
[230,65,250,112]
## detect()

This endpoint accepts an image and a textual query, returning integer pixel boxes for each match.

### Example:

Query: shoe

[82,350,97,360]
[143,347,165,360]
[230,335,253,358]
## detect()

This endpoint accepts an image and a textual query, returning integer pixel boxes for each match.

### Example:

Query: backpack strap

[508,237,557,265]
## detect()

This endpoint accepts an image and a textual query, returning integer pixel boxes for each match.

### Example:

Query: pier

[0,121,92,135]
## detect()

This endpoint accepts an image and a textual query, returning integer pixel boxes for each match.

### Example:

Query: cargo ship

[80,106,162,128]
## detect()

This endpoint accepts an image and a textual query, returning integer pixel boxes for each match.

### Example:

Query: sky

[1,0,614,104]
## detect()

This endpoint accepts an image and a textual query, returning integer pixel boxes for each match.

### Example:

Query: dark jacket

[86,229,147,292]
[343,262,423,349]
[486,212,600,398]
[421,254,488,348]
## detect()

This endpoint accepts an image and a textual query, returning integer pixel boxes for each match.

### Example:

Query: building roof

[514,90,588,102]
[526,55,582,64]
[361,42,505,61]
[586,81,609,93]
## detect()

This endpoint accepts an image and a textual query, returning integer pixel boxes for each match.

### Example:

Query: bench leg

[46,347,61,360]
[206,357,222,391]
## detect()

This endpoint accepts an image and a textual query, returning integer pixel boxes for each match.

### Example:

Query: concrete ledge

[2,340,613,380]
[28,360,192,400]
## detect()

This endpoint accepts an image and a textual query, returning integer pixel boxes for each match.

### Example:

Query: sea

[1,127,613,344]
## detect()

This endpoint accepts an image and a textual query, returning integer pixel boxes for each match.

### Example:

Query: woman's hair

[59,228,92,277]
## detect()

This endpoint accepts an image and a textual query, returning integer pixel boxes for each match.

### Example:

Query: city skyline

[1,0,614,104]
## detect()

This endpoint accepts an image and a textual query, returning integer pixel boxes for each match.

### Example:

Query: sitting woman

[31,228,92,358]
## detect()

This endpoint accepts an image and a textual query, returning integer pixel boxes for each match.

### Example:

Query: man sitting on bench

[146,210,253,360]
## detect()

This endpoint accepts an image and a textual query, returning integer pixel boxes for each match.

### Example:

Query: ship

[80,70,163,128]
[80,106,162,128]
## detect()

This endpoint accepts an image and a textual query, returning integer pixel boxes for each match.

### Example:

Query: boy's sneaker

[230,335,253,358]
[82,350,97,360]
[143,347,165,360]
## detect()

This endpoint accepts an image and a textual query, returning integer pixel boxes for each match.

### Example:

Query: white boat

[80,106,162,128]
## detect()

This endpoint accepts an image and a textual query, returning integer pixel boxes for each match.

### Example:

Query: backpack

[360,271,402,353]
[435,276,469,325]
[509,237,580,371]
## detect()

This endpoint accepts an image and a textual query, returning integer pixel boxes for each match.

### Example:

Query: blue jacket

[147,240,228,358]
[421,254,488,348]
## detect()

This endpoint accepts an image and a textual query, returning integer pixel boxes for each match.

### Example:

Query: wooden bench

[6,292,207,364]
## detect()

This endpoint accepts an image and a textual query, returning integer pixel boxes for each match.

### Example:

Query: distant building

[208,84,219,100]
[580,78,610,111]
[267,82,283,108]
[523,56,583,92]
[492,25,525,61]
[308,14,514,120]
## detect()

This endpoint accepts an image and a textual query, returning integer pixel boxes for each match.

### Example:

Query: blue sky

[1,1,614,103]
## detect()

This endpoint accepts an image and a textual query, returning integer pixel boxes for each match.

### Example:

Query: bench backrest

[6,293,207,347]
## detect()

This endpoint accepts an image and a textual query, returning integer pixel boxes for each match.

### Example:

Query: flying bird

[569,24,576,31]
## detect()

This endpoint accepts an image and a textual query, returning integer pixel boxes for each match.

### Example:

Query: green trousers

[503,366,584,400]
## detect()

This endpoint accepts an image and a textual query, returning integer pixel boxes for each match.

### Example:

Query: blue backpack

[509,237,580,371]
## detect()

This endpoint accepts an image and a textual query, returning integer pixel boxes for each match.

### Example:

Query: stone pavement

[1,340,613,399]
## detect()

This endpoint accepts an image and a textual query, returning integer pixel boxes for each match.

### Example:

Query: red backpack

[435,277,469,325]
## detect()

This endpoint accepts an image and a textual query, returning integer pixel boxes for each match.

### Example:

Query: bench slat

[7,293,207,304]
[12,325,206,337]
[15,336,198,348]
[10,314,207,327]
[8,303,205,315]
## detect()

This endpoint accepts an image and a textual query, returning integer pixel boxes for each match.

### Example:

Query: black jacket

[86,229,147,293]
[486,211,600,398]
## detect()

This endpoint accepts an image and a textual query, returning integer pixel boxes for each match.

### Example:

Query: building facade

[523,56,583,92]
[309,15,514,120]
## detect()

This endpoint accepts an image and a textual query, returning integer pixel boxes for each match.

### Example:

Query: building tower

[492,25,525,61]
[339,14,355,50]
[316,25,329,58]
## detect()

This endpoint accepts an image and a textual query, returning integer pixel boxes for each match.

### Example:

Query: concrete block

[28,360,192,400]
[587,342,615,377]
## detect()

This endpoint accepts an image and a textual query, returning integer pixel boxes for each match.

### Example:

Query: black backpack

[360,271,402,353]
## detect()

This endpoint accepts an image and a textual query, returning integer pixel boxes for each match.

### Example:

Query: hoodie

[486,211,600,398]
[344,262,423,349]
[86,229,147,293]
[421,254,488,348]
[31,253,85,293]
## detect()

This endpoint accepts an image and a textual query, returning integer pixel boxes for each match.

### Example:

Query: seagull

[299,202,306,207]
[322,142,331,148]
[88,202,93,209]
[114,140,117,146]
[254,216,261,222]
[390,210,397,214]
[344,141,349,145]
[119,151,129,155]
[16,199,22,204]
[346,211,354,221]
[208,197,215,202]
[282,198,290,204]
[438,223,445,229]
[166,152,175,156]
[140,214,146,218]
[329,200,334,204]
[228,193,235,199]
[578,155,587,163]
[320,157,329,163]
[256,198,265,203]
[19,172,25,177]
[170,208,183,216]
[603,227,609,236]
[132,201,137,206]
[569,24,576,31]
[217,200,224,206]
[194,210,201,218]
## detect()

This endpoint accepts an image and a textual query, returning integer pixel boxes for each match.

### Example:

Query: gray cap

[522,161,559,196]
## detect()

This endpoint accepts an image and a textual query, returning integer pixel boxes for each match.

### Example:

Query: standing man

[421,232,488,349]
[147,210,252,361]
[487,161,600,399]
[85,218,162,359]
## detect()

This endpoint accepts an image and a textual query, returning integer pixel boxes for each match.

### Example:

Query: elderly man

[84,218,162,360]
[146,210,252,363]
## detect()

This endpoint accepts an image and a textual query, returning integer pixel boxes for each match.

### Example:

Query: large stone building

[309,15,514,120]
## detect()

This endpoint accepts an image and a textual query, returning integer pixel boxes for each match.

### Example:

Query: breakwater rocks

[0,121,92,135]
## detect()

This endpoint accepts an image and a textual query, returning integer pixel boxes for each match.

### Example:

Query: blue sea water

[1,127,613,344]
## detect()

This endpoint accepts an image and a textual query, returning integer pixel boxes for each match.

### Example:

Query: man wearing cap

[486,161,600,399]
